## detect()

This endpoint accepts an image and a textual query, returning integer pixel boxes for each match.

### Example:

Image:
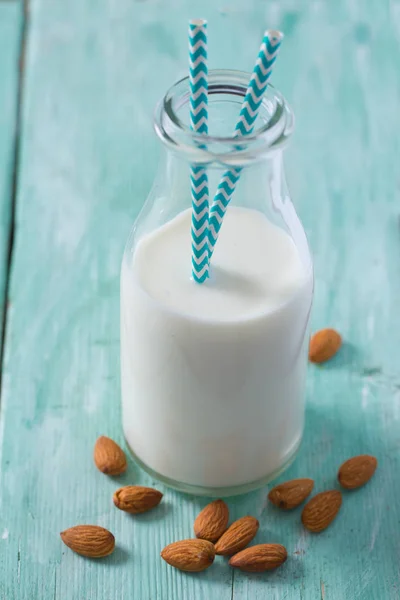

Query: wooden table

[0,1,399,598]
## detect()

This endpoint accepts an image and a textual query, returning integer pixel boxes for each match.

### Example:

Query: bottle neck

[154,69,294,168]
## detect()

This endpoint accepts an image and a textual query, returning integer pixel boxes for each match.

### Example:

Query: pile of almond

[59,441,377,570]
[159,454,377,573]
[161,504,286,573]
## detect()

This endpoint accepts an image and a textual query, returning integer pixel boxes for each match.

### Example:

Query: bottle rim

[154,69,294,166]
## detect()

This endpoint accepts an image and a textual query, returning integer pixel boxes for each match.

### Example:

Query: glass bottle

[120,70,313,496]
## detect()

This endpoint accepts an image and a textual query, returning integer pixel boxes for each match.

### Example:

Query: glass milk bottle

[120,70,313,496]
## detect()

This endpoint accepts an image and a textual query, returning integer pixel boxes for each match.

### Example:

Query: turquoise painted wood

[0,2,22,336]
[0,0,400,598]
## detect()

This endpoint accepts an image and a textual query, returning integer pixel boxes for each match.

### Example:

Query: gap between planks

[0,0,29,393]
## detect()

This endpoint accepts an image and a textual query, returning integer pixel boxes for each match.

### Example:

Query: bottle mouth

[154,69,294,167]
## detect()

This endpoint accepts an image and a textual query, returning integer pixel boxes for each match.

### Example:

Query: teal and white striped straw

[189,19,209,283]
[208,30,283,259]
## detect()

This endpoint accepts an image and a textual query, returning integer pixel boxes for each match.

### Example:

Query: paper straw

[208,30,283,259]
[189,19,209,283]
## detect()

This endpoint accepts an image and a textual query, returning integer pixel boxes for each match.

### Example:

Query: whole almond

[309,328,342,363]
[229,543,287,572]
[268,478,314,510]
[194,499,229,542]
[161,539,215,572]
[60,525,115,558]
[338,455,377,490]
[113,485,163,514]
[94,436,127,475]
[302,491,342,532]
[214,516,259,556]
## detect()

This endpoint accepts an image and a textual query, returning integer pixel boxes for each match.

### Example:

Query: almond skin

[214,516,259,556]
[161,539,215,572]
[113,485,163,514]
[194,499,229,542]
[302,491,342,532]
[268,478,314,510]
[229,543,287,572]
[309,328,342,363]
[338,455,377,490]
[60,525,115,558]
[94,436,127,475]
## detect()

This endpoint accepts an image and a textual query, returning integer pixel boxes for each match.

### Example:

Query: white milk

[121,207,313,491]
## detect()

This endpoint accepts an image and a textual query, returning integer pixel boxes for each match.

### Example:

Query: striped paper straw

[189,19,209,283]
[208,30,283,259]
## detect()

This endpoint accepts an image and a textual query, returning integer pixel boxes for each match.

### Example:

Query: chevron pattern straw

[208,30,283,259]
[189,19,209,283]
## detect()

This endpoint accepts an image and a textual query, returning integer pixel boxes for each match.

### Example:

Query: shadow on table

[109,546,131,566]
[315,341,361,370]
[183,558,232,583]
[81,546,131,566]
[127,500,173,524]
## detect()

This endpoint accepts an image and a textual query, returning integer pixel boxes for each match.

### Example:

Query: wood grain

[0,0,400,598]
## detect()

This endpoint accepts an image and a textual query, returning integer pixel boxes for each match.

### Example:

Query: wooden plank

[1,0,400,598]
[0,2,22,349]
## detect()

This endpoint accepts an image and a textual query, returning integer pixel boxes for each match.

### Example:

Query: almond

[214,516,259,556]
[309,328,342,363]
[338,455,377,490]
[161,539,215,572]
[302,490,342,532]
[229,543,287,572]
[268,478,314,510]
[60,525,115,558]
[113,485,163,514]
[94,436,127,475]
[194,499,229,542]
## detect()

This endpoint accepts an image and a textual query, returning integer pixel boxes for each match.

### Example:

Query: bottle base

[124,435,302,497]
